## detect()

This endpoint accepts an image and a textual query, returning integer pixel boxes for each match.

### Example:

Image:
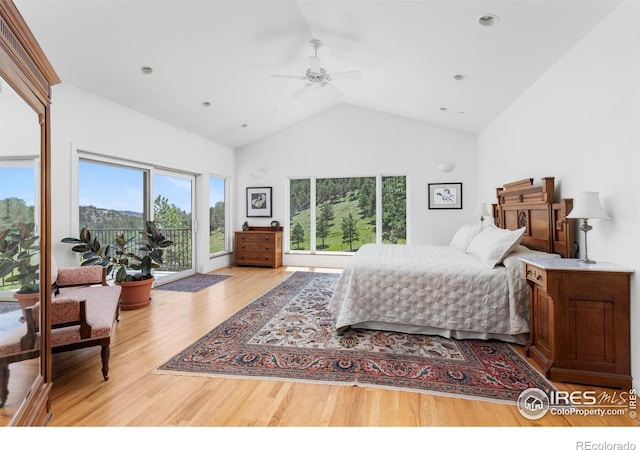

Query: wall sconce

[566,191,610,263]
[473,203,491,226]
[437,162,455,173]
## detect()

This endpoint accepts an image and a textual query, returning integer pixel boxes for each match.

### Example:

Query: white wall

[236,104,477,268]
[478,1,639,387]
[49,84,236,273]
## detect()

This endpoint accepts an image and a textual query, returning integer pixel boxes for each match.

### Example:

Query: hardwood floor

[44,265,638,430]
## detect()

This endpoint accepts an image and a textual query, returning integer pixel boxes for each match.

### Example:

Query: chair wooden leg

[0,362,9,408]
[100,344,110,380]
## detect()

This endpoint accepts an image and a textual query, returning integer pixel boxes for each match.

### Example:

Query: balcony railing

[82,227,193,272]
[1,227,193,292]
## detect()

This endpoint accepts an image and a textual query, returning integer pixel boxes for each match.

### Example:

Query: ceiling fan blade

[327,70,362,80]
[293,83,313,98]
[308,56,321,73]
[271,74,307,80]
[323,83,344,97]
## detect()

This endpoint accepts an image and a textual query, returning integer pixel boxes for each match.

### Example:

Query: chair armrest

[46,298,92,339]
[55,266,107,289]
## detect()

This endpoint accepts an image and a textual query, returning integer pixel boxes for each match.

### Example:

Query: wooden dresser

[519,256,633,390]
[235,226,283,268]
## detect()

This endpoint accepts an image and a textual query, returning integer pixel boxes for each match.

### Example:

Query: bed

[329,177,576,345]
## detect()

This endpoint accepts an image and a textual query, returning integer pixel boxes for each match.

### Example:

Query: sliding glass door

[153,171,195,282]
[77,159,195,284]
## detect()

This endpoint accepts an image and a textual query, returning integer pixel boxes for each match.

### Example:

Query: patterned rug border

[154,273,230,292]
[155,271,555,405]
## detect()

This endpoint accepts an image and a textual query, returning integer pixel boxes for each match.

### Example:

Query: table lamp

[566,192,610,263]
[473,203,491,227]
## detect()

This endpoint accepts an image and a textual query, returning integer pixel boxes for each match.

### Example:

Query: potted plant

[61,220,173,310]
[0,223,40,318]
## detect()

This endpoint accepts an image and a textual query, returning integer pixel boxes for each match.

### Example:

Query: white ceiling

[15,0,621,149]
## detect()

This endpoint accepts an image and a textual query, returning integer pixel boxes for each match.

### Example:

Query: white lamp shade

[566,192,610,219]
[473,203,491,217]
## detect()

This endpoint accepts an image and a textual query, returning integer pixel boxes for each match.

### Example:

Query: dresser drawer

[525,264,546,288]
[236,251,274,263]
[236,242,275,253]
[236,232,275,243]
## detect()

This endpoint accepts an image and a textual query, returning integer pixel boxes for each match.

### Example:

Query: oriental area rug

[0,301,21,315]
[157,271,554,403]
[154,273,229,293]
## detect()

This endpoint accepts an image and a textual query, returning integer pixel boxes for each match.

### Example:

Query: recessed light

[140,66,153,75]
[202,101,211,107]
[458,111,465,115]
[478,14,499,27]
[440,107,448,111]
[453,74,467,81]
[241,123,248,128]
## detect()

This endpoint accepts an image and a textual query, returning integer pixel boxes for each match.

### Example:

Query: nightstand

[519,256,634,390]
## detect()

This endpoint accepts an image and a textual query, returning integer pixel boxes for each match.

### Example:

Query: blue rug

[154,274,230,293]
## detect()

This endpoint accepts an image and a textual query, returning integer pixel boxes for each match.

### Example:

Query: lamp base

[578,258,597,264]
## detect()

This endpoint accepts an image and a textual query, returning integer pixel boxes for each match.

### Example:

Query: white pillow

[449,224,483,252]
[467,226,526,267]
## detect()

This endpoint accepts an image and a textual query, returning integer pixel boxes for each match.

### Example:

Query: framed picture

[246,187,272,217]
[428,182,462,209]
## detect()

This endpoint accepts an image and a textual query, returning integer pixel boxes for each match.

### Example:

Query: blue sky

[0,167,35,205]
[78,161,225,213]
[1,162,224,213]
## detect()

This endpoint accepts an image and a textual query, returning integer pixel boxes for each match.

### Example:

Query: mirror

[0,77,42,425]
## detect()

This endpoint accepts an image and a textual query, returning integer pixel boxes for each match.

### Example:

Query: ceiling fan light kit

[271,39,361,98]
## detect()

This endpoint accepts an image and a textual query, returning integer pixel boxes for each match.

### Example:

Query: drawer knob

[536,275,543,281]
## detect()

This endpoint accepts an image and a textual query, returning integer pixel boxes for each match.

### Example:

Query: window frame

[286,173,408,254]
[208,174,230,257]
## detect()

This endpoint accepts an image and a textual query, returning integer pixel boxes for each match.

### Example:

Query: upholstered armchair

[0,265,121,408]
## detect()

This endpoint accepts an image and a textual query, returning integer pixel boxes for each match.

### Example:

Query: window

[77,157,196,282]
[154,171,194,273]
[0,164,36,231]
[209,176,228,255]
[0,162,38,293]
[288,175,407,253]
[79,160,145,231]
[382,175,407,244]
[289,178,310,251]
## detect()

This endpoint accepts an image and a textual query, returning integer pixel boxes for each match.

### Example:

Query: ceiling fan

[271,39,362,98]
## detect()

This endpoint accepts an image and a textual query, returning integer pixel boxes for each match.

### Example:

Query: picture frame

[246,186,272,217]
[428,182,462,209]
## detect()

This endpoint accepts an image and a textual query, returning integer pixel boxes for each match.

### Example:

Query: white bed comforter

[329,244,550,344]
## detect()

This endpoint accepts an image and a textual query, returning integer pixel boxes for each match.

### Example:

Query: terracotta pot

[13,291,40,321]
[117,277,154,310]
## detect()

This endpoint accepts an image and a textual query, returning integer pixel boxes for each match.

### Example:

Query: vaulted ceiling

[15,0,621,149]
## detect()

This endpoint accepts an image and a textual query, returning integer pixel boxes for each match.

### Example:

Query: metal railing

[86,227,193,272]
[1,228,194,291]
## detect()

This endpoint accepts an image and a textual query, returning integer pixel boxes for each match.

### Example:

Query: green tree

[0,197,34,231]
[382,176,407,243]
[209,201,225,233]
[154,195,188,228]
[358,178,376,217]
[341,212,360,252]
[291,222,305,250]
[316,203,334,248]
[290,179,310,216]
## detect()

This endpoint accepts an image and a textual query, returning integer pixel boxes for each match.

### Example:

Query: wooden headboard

[492,177,576,258]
